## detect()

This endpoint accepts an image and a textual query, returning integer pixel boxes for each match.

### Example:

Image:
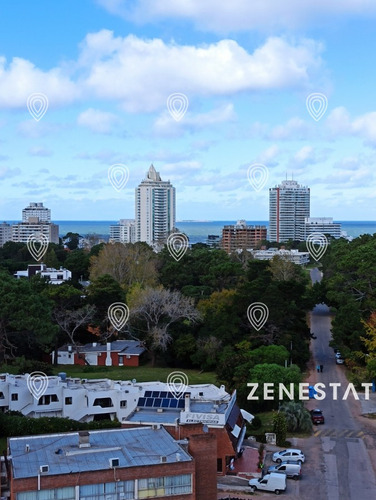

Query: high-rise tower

[269,180,310,242]
[135,165,176,246]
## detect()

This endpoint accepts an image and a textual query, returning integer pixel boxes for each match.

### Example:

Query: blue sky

[1,0,376,221]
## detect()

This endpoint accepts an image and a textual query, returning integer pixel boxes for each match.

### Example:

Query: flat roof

[9,427,192,479]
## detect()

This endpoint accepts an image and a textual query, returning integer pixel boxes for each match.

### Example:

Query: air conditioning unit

[157,408,164,413]
[40,465,49,473]
[110,458,119,468]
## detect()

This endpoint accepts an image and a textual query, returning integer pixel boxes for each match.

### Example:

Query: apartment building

[221,220,267,254]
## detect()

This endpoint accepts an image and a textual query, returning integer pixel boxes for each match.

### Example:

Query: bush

[249,415,262,430]
[273,412,287,447]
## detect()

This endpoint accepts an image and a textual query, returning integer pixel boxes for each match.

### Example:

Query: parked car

[335,351,342,359]
[310,409,325,424]
[249,472,287,495]
[272,448,305,464]
[336,357,345,365]
[267,461,301,480]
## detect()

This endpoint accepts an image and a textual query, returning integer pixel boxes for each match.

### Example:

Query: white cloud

[77,108,120,133]
[97,0,376,32]
[153,103,236,136]
[0,56,79,108]
[0,167,21,179]
[326,107,376,147]
[28,147,53,157]
[0,31,324,113]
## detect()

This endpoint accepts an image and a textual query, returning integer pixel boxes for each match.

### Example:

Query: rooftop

[9,426,192,479]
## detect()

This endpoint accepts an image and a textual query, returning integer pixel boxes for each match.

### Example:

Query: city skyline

[1,2,376,221]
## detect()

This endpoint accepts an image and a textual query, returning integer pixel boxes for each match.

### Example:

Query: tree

[53,304,97,350]
[273,412,287,446]
[268,255,305,282]
[63,232,81,251]
[64,250,90,280]
[129,286,201,365]
[279,401,312,432]
[0,272,58,361]
[89,242,158,289]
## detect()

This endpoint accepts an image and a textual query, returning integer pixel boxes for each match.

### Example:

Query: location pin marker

[306,233,328,261]
[27,371,48,401]
[247,164,269,192]
[167,233,189,261]
[108,164,129,192]
[27,93,49,121]
[167,93,189,121]
[167,371,189,399]
[247,302,269,331]
[306,93,328,122]
[108,302,129,331]
[27,233,49,262]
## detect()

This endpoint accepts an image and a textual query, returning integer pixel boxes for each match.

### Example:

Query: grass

[50,363,217,385]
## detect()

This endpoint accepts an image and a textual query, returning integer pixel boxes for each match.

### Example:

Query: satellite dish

[132,379,136,384]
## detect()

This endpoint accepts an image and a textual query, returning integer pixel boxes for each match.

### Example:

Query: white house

[14,264,72,284]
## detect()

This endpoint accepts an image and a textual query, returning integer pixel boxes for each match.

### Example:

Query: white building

[135,165,176,246]
[304,217,341,239]
[14,264,72,284]
[269,180,310,242]
[0,222,11,247]
[252,248,310,265]
[0,373,249,428]
[12,218,59,244]
[22,202,51,222]
[109,219,136,243]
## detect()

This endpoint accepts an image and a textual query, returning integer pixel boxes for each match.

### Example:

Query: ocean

[52,220,376,244]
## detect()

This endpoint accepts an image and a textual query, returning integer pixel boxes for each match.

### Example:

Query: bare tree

[130,286,201,365]
[53,304,96,348]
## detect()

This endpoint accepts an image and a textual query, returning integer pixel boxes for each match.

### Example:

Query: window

[217,458,222,472]
[11,393,18,401]
[65,397,72,405]
[57,274,63,280]
[120,400,127,408]
[38,395,59,405]
[17,486,75,500]
[93,397,113,408]
[80,481,134,500]
[0,391,4,399]
[138,475,192,498]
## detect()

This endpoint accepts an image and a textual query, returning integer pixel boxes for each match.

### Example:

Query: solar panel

[160,391,168,398]
[144,391,152,397]
[167,392,174,398]
[154,398,162,407]
[169,399,178,408]
[152,391,160,398]
[145,398,154,407]
[178,399,185,408]
[138,397,146,406]
[161,399,169,408]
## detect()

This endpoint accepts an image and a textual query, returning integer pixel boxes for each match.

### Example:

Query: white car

[272,448,305,464]
[249,473,287,495]
[335,352,342,359]
[336,357,344,365]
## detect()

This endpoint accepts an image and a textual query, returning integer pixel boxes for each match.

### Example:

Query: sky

[1,0,376,221]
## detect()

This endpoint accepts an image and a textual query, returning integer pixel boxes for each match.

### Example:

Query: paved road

[274,268,376,499]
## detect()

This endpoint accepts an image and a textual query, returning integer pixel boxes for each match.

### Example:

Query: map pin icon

[167,371,189,399]
[306,233,328,261]
[27,371,49,400]
[27,233,49,262]
[247,302,269,331]
[306,93,328,122]
[166,233,189,261]
[108,164,129,192]
[167,93,189,121]
[27,93,49,121]
[247,164,269,192]
[108,302,129,331]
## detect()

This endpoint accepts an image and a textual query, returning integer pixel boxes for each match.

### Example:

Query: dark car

[310,409,325,424]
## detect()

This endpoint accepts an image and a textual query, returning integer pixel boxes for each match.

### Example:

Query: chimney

[78,431,90,448]
[184,393,190,412]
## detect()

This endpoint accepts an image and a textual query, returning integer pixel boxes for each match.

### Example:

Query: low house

[53,340,146,367]
[14,263,72,284]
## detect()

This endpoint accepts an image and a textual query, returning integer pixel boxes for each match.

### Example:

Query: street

[218,268,376,499]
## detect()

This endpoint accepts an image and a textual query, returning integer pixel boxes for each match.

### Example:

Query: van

[267,461,301,480]
[249,472,287,495]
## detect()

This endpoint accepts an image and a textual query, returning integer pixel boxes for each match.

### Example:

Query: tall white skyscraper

[135,165,176,246]
[22,202,51,222]
[269,180,310,242]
